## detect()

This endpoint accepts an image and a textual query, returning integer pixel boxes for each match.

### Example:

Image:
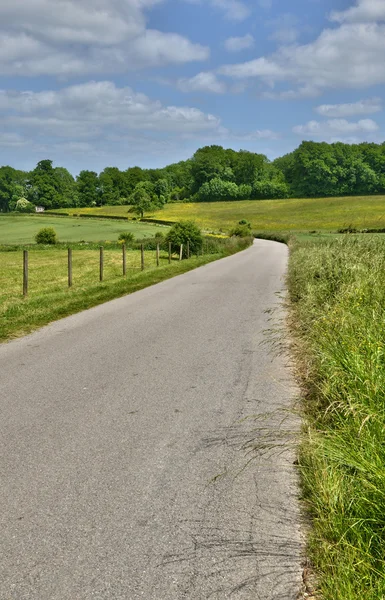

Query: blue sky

[1,0,385,174]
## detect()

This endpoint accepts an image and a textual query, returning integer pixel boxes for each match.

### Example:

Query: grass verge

[0,237,251,342]
[288,235,385,599]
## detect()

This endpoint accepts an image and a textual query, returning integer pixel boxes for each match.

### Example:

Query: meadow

[52,194,385,233]
[0,214,167,245]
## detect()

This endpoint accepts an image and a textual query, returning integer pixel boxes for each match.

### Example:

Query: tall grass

[288,235,385,599]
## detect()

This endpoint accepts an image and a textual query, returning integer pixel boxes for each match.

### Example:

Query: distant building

[35,206,45,213]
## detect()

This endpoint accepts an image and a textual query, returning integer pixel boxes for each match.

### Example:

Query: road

[0,239,303,599]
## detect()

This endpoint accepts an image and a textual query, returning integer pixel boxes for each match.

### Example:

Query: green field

[52,195,385,232]
[0,214,168,245]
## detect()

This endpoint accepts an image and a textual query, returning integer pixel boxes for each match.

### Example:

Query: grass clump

[288,235,385,599]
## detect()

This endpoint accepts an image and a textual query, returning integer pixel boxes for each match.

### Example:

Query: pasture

[0,214,167,245]
[51,195,385,233]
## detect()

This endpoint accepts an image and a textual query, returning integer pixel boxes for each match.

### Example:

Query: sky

[1,0,385,174]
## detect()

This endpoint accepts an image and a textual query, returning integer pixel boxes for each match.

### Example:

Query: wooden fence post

[23,250,28,296]
[168,242,172,264]
[122,244,126,276]
[68,248,72,288]
[141,244,144,271]
[156,243,160,267]
[179,244,183,261]
[100,246,104,282]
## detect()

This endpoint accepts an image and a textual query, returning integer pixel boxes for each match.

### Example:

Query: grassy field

[52,195,385,233]
[0,214,167,245]
[289,235,385,599]
[0,238,251,341]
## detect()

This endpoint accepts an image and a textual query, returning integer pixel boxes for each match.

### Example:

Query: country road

[0,239,303,600]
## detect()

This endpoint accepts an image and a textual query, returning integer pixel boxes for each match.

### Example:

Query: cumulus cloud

[315,98,383,118]
[0,0,209,76]
[177,72,227,93]
[293,118,379,139]
[0,81,222,140]
[225,34,254,52]
[218,1,385,94]
[331,0,385,24]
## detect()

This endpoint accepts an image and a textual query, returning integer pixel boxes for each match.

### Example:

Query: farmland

[0,214,167,245]
[51,194,385,233]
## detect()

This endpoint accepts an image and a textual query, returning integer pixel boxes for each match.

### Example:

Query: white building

[35,206,45,213]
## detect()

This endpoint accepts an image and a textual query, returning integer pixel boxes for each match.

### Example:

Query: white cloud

[0,0,209,76]
[315,98,383,118]
[0,82,222,140]
[219,13,385,93]
[225,34,254,52]
[177,72,227,93]
[331,0,385,24]
[293,118,379,139]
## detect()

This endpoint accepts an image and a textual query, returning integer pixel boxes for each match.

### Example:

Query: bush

[35,227,57,245]
[154,231,164,240]
[118,232,135,244]
[165,221,203,257]
[229,225,252,238]
[238,219,251,228]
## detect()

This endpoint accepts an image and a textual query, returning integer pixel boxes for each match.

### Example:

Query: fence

[19,241,202,297]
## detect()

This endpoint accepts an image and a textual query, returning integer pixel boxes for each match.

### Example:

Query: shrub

[154,231,164,240]
[238,219,251,228]
[165,221,203,256]
[35,227,57,245]
[229,224,252,238]
[118,232,135,244]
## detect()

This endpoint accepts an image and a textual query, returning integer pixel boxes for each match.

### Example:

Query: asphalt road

[0,239,303,600]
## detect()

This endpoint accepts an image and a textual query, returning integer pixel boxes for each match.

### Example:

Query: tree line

[2,141,385,214]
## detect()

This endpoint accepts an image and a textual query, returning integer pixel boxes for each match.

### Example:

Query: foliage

[165,220,203,255]
[35,227,58,245]
[289,235,385,599]
[118,231,135,244]
[4,142,385,214]
[229,224,252,237]
[76,170,100,207]
[15,198,35,213]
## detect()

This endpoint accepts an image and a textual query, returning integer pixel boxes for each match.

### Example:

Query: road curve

[0,239,303,600]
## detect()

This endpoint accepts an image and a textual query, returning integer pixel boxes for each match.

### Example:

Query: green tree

[129,182,157,218]
[15,198,35,213]
[76,170,100,206]
[54,167,77,207]
[165,221,203,256]
[29,159,60,209]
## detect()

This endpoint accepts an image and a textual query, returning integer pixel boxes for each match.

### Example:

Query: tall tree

[76,171,100,207]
